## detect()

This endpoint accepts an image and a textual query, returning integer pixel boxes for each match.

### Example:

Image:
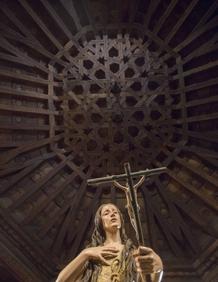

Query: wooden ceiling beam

[193,0,218,32]
[168,34,218,74]
[182,146,218,168]
[183,145,218,160]
[173,95,218,109]
[175,156,218,188]
[143,0,161,29]
[165,0,199,44]
[18,0,63,51]
[153,0,179,35]
[0,68,61,87]
[169,77,218,95]
[0,35,50,75]
[51,162,96,255]
[22,171,77,225]
[174,128,218,144]
[174,16,218,53]
[9,154,74,210]
[0,208,56,272]
[171,113,218,124]
[172,60,218,80]
[155,179,198,253]
[60,0,82,31]
[161,183,218,237]
[70,188,102,258]
[0,123,63,132]
[0,133,64,166]
[40,0,74,40]
[0,152,55,177]
[0,161,43,195]
[142,188,183,255]
[0,86,58,101]
[167,170,218,212]
[0,103,59,116]
[51,180,88,255]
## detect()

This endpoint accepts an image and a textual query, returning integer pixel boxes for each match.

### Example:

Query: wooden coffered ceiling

[0,0,217,281]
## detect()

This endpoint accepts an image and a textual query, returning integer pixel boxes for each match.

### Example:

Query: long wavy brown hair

[81,203,137,281]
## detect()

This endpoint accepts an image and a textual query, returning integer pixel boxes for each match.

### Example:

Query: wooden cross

[87,162,167,246]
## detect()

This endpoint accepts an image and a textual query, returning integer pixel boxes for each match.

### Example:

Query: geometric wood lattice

[0,0,217,281]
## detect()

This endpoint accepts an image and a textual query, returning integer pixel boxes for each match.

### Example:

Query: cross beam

[87,162,167,246]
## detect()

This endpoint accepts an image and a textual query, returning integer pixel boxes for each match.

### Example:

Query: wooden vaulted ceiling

[0,0,217,281]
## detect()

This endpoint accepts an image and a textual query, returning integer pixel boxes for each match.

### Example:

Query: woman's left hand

[133,246,163,274]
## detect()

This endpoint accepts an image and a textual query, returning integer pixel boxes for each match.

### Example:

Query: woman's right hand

[82,246,119,265]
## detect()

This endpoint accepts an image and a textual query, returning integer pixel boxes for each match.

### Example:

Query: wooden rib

[18,0,63,51]
[169,78,218,94]
[60,0,82,31]
[175,156,218,188]
[174,128,218,144]
[70,188,102,258]
[0,35,49,74]
[160,182,218,237]
[0,6,68,68]
[0,86,58,101]
[52,165,95,254]
[182,146,218,168]
[38,200,71,238]
[142,188,182,255]
[51,181,87,255]
[0,161,43,194]
[176,56,188,139]
[0,103,59,116]
[172,60,218,80]
[0,53,35,69]
[167,169,218,212]
[174,16,218,53]
[155,179,198,253]
[0,208,56,271]
[40,0,74,39]
[0,133,64,166]
[165,0,199,44]
[168,33,218,75]
[173,95,218,109]
[0,123,63,132]
[22,171,77,225]
[48,65,55,149]
[0,152,56,177]
[184,145,218,160]
[153,0,179,34]
[0,68,61,87]
[172,113,218,124]
[9,154,74,210]
[143,0,161,28]
[193,0,218,32]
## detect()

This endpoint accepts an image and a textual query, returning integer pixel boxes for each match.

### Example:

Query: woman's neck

[104,231,122,245]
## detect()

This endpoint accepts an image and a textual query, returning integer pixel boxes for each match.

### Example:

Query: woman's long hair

[82,203,136,281]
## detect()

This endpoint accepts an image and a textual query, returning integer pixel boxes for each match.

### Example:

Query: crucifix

[87,162,167,282]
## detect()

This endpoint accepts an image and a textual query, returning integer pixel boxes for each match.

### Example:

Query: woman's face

[100,204,121,233]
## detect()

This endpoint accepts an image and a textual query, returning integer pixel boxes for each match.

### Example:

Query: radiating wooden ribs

[165,0,199,44]
[18,0,63,51]
[0,133,64,166]
[155,179,198,253]
[153,0,179,35]
[22,171,77,225]
[175,156,218,188]
[142,188,182,255]
[9,154,74,210]
[0,152,56,178]
[60,0,82,31]
[167,170,218,212]
[69,188,102,259]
